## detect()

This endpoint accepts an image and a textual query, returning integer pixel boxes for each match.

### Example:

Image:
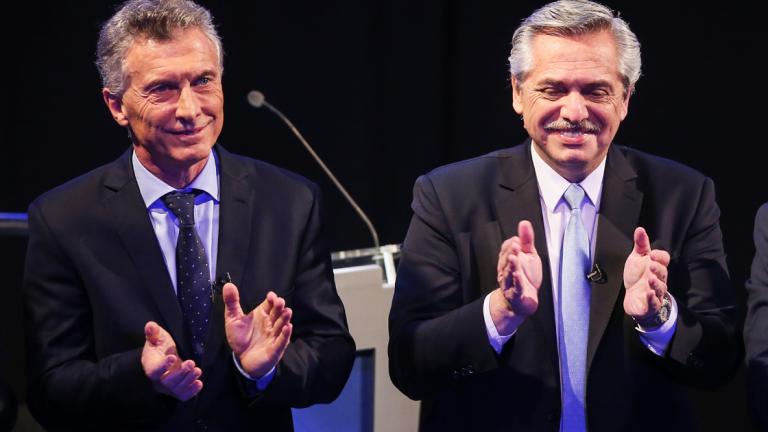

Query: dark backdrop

[1,1,761,431]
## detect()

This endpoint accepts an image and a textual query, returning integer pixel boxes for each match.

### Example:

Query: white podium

[334,263,420,432]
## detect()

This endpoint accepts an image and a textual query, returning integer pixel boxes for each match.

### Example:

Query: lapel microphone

[587,263,606,283]
[210,272,233,303]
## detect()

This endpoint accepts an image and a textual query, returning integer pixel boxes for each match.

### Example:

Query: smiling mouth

[555,129,588,138]
[168,123,209,136]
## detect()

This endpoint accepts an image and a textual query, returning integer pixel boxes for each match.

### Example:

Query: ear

[102,88,129,126]
[511,77,524,115]
[619,86,632,121]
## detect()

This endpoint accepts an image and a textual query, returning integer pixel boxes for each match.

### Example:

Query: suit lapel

[203,146,256,370]
[495,143,557,356]
[586,147,642,371]
[102,150,187,353]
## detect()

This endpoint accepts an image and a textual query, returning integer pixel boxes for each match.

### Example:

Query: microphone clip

[587,263,606,284]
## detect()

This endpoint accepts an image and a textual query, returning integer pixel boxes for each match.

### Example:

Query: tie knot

[162,191,198,226]
[563,183,585,211]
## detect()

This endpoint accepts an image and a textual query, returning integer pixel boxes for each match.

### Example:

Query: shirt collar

[132,149,220,209]
[530,143,606,211]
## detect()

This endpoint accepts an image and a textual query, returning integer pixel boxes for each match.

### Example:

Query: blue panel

[292,350,374,432]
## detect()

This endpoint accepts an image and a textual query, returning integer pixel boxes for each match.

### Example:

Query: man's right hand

[490,220,543,335]
[141,321,203,401]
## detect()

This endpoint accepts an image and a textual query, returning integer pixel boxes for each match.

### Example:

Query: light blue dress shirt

[132,150,274,389]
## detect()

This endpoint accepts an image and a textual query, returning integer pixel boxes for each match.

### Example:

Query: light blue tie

[559,183,590,432]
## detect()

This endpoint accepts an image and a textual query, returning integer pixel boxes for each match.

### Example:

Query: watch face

[658,295,671,323]
[659,306,669,323]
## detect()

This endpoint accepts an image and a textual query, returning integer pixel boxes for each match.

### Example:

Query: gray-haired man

[24,0,355,429]
[388,1,738,431]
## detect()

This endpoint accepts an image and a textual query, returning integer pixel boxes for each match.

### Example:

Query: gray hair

[508,0,641,93]
[96,0,223,96]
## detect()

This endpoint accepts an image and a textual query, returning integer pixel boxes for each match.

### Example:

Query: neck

[134,148,209,189]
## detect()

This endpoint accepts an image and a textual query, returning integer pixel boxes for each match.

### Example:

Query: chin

[166,144,213,164]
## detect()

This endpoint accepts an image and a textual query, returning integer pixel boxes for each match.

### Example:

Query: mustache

[544,119,601,134]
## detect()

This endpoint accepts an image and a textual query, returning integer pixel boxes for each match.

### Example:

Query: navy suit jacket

[23,146,355,431]
[389,142,738,432]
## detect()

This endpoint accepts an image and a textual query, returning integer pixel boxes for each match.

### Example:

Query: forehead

[526,30,622,84]
[124,28,220,82]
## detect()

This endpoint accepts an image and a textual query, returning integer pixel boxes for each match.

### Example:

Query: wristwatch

[633,293,671,329]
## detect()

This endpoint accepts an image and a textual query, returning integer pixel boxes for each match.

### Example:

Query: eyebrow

[142,69,219,89]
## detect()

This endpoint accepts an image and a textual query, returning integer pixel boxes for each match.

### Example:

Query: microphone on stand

[246,90,381,249]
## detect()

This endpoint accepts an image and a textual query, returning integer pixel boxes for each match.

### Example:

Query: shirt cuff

[232,352,276,391]
[635,294,679,357]
[483,293,516,354]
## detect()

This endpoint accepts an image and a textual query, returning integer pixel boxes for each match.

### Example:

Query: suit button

[196,419,208,431]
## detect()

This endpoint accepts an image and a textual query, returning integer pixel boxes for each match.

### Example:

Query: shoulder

[615,145,709,186]
[217,147,320,201]
[30,154,129,213]
[419,145,525,193]
[425,147,520,180]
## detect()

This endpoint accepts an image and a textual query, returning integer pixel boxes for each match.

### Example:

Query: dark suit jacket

[744,203,768,429]
[389,142,738,432]
[23,146,355,431]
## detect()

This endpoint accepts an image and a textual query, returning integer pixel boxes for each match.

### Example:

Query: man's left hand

[623,227,671,321]
[223,283,293,379]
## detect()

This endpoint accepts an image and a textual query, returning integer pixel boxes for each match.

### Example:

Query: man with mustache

[388,1,738,431]
[23,0,354,429]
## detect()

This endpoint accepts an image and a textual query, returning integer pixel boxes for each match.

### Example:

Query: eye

[149,82,176,94]
[193,76,212,86]
[584,86,612,101]
[539,86,565,99]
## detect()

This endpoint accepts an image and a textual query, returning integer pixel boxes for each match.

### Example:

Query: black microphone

[246,90,380,248]
[587,263,606,283]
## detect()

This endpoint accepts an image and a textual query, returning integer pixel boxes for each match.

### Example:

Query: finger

[650,249,671,267]
[269,296,286,323]
[145,321,163,346]
[161,360,196,390]
[260,291,279,317]
[633,227,651,255]
[170,366,202,395]
[147,354,178,381]
[648,276,667,299]
[509,236,521,255]
[518,220,536,254]
[497,239,515,277]
[505,254,521,293]
[497,253,510,283]
[498,237,515,258]
[178,379,204,402]
[648,261,668,284]
[223,283,245,320]
[273,323,293,354]
[272,308,293,335]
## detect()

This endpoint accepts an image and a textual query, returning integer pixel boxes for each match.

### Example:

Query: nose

[560,91,588,123]
[176,84,201,123]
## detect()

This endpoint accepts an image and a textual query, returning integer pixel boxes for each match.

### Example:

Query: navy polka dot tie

[162,191,212,360]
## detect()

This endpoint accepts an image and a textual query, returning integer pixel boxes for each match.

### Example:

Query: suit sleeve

[23,201,172,427]
[744,203,768,427]
[663,177,740,384]
[256,184,356,407]
[388,175,501,400]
